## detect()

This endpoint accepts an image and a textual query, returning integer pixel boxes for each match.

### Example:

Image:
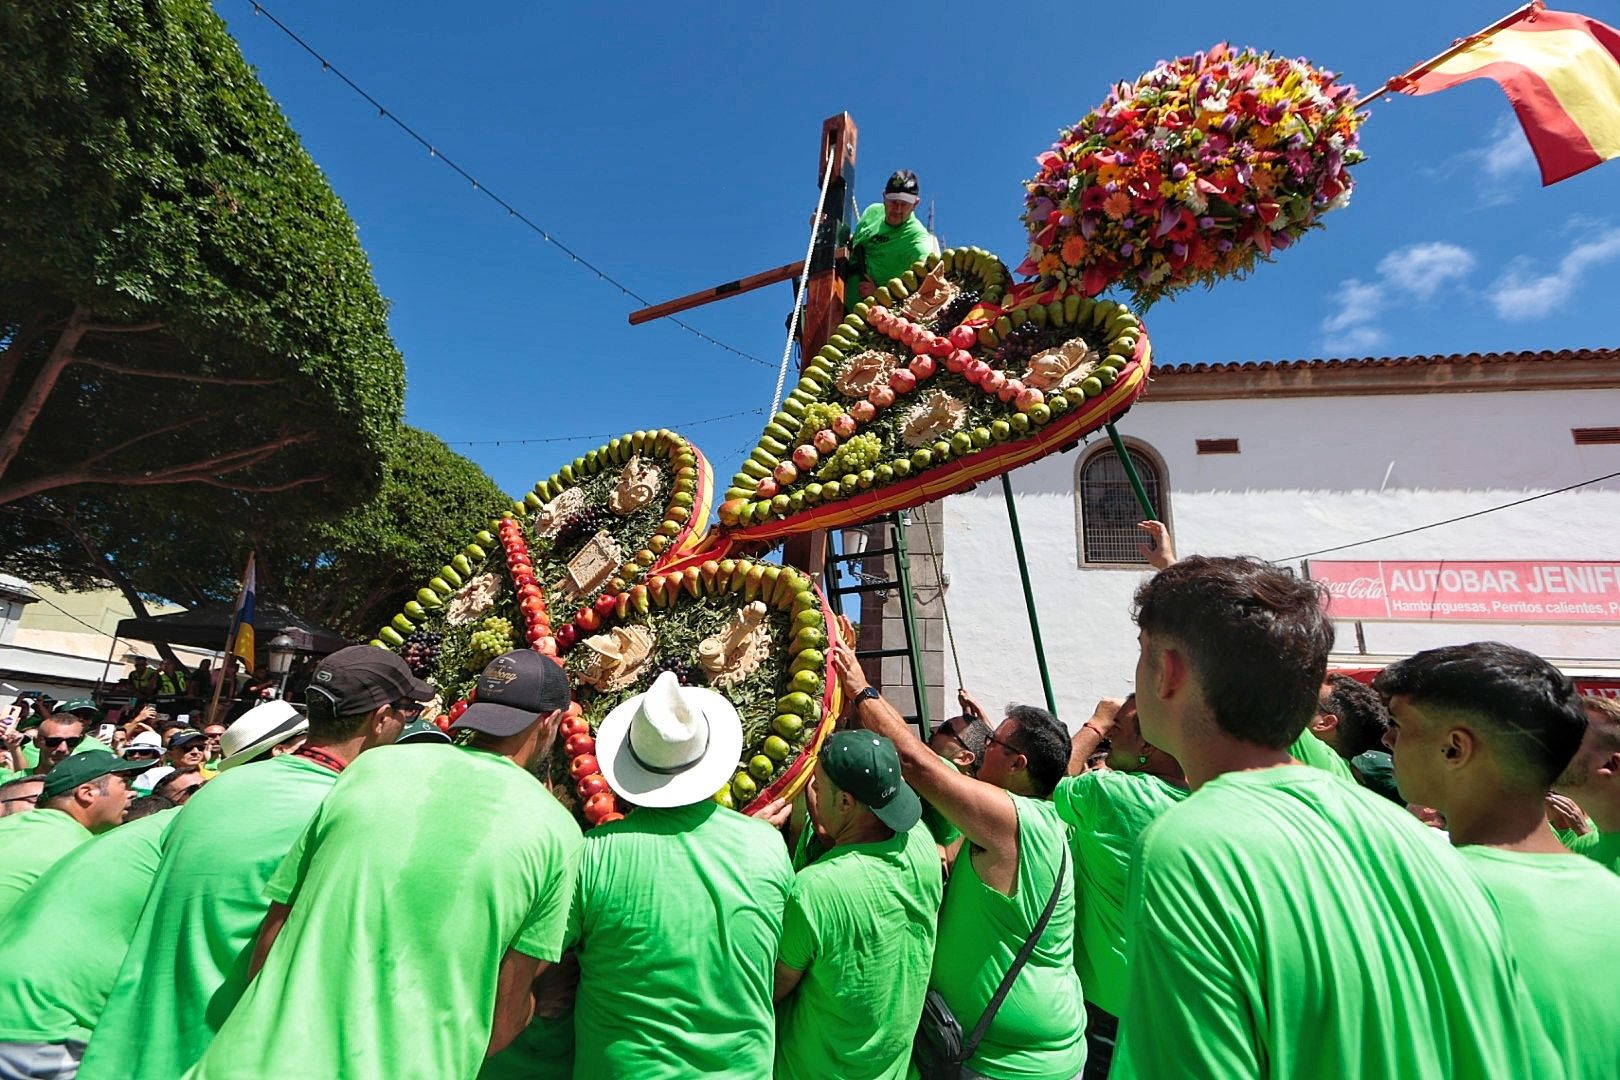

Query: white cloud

[1489,227,1620,319]
[1479,116,1535,181]
[1319,243,1476,354]
[1377,242,1476,301]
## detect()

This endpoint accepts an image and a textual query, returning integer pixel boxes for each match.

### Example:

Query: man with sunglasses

[77,647,431,1080]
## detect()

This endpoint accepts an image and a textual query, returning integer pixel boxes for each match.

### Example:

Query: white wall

[943,385,1620,727]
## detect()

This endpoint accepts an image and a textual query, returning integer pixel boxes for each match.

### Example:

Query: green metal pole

[891,512,933,739]
[1000,474,1058,717]
[1106,422,1157,521]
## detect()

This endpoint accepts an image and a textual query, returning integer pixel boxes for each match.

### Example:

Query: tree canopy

[0,428,512,641]
[0,0,404,509]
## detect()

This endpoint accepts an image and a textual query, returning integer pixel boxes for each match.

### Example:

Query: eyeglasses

[984,731,1020,755]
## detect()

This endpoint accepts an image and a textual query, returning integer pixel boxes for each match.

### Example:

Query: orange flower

[1037,252,1063,276]
[1102,191,1131,220]
[1061,234,1087,266]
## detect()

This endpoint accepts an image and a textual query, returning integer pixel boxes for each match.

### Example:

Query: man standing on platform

[1114,557,1560,1078]
[76,646,430,1080]
[772,732,942,1080]
[563,672,793,1079]
[1375,643,1620,1080]
[187,650,582,1079]
[845,170,938,311]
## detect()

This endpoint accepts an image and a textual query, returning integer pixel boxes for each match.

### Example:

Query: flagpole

[206,551,254,726]
[1354,1,1543,109]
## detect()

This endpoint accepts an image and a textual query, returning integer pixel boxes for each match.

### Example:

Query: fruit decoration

[1020,44,1364,305]
[717,247,1150,539]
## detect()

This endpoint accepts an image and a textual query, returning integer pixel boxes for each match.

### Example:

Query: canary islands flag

[1394,3,1620,184]
[228,553,256,668]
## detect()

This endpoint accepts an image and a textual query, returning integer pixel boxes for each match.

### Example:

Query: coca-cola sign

[1306,560,1620,624]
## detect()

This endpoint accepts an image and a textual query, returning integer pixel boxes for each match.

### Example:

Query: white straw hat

[594,671,743,808]
[217,701,308,771]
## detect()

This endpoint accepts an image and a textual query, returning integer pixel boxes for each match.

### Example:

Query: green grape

[817,433,882,480]
[465,616,515,671]
[793,403,844,447]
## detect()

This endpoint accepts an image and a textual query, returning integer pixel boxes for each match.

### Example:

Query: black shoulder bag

[913,849,1068,1080]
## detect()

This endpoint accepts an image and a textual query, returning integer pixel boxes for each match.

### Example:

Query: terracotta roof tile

[1158,348,1618,374]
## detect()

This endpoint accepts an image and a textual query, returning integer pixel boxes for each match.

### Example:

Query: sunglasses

[42,736,83,748]
[123,749,162,759]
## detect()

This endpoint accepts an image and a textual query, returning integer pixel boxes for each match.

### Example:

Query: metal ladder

[822,511,932,738]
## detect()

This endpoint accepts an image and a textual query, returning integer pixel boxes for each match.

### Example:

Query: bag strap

[962,846,1068,1059]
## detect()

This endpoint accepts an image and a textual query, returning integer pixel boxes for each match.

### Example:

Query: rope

[245,1,770,369]
[910,503,964,688]
[770,152,837,417]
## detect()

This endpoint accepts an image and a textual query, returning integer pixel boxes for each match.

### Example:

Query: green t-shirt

[76,754,340,1080]
[1349,749,1402,803]
[567,801,794,1080]
[930,794,1086,1080]
[919,757,962,847]
[187,745,582,1080]
[480,1010,576,1080]
[1114,767,1561,1079]
[2,737,116,785]
[1460,846,1620,1080]
[845,203,937,312]
[1564,827,1620,874]
[1050,769,1189,1017]
[775,821,942,1080]
[0,808,174,1043]
[1287,729,1357,783]
[0,808,92,920]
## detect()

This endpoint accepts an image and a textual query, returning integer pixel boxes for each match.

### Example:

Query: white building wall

[943,385,1620,728]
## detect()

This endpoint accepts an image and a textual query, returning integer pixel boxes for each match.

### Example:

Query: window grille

[1572,427,1620,445]
[1196,438,1240,454]
[1078,447,1165,565]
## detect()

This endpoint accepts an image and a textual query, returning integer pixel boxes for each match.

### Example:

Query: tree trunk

[0,307,87,482]
[46,499,183,666]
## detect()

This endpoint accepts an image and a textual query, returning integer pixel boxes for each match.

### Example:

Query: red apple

[555,625,577,650]
[560,714,589,739]
[792,445,819,471]
[949,324,978,350]
[583,792,617,824]
[597,811,625,825]
[909,355,937,380]
[889,368,918,394]
[850,400,876,423]
[593,593,619,617]
[569,754,600,780]
[575,608,601,632]
[565,732,597,758]
[577,773,610,799]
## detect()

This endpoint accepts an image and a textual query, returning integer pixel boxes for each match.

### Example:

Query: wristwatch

[853,687,881,707]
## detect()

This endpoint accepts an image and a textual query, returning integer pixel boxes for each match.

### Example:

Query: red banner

[1307,560,1620,624]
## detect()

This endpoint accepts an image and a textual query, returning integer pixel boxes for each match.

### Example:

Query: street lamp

[266,631,298,699]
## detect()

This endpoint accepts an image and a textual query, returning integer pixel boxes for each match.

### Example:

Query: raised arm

[1067,698,1125,775]
[830,642,1018,858]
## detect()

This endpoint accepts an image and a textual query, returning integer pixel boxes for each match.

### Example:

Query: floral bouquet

[1019,44,1365,306]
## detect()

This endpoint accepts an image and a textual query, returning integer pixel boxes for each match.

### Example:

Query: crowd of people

[0,529,1616,1079]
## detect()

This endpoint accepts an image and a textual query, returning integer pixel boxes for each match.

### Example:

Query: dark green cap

[820,731,921,832]
[55,699,101,718]
[397,718,451,744]
[41,750,151,799]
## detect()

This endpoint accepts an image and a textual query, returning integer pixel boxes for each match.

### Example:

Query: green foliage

[0,0,403,508]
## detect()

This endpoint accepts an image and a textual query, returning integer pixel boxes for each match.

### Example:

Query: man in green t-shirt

[1115,557,1560,1078]
[831,644,1087,1080]
[0,801,175,1076]
[559,671,794,1079]
[188,649,583,1079]
[773,732,942,1080]
[1053,695,1187,1078]
[1374,642,1620,1080]
[0,751,145,920]
[1304,675,1402,801]
[845,170,939,312]
[76,646,431,1080]
[1555,694,1620,874]
[919,702,992,863]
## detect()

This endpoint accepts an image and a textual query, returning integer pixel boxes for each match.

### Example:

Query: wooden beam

[627,259,805,325]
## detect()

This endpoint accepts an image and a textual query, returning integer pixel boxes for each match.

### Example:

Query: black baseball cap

[884,170,920,200]
[820,731,922,832]
[453,650,571,737]
[304,645,434,719]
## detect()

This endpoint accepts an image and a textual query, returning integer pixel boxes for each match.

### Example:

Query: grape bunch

[794,402,845,447]
[929,288,980,334]
[653,653,706,686]
[553,506,613,550]
[991,322,1047,370]
[818,433,883,481]
[466,616,515,672]
[400,630,442,677]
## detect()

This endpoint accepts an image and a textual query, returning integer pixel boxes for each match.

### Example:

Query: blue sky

[222,0,1620,497]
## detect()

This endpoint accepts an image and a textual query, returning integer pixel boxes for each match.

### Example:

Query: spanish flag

[1393,3,1620,184]
[227,553,256,669]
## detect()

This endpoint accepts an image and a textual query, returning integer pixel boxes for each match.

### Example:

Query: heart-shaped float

[717,246,1150,539]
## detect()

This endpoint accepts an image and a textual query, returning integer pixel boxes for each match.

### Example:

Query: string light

[245,1,771,369]
[446,408,764,448]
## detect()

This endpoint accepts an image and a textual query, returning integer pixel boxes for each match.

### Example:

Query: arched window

[1075,442,1168,566]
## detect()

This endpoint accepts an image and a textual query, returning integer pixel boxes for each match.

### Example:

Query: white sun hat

[217,700,308,771]
[595,671,743,808]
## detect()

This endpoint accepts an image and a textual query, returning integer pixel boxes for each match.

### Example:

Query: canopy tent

[115,601,349,657]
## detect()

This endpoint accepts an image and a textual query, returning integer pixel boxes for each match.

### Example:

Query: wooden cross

[628,113,859,573]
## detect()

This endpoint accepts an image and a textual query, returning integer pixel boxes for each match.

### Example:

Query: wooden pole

[1354,1,1541,108]
[628,260,805,325]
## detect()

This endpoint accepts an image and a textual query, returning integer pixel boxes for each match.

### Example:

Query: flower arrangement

[1019,44,1365,306]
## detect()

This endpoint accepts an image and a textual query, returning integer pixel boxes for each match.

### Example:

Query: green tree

[0,428,511,642]
[0,0,403,508]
